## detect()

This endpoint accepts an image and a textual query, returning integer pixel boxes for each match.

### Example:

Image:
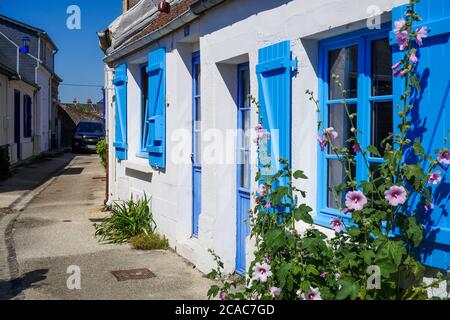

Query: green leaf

[293,170,308,180]
[366,145,381,157]
[294,204,313,224]
[413,140,425,159]
[336,278,359,300]
[405,216,423,247]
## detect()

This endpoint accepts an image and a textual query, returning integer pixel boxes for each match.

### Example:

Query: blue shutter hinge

[291,57,298,72]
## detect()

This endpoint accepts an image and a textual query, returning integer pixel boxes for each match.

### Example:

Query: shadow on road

[0,269,48,300]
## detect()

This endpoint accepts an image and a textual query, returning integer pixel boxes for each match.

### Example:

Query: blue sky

[0,0,121,103]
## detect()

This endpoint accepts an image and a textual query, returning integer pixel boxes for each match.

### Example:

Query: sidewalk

[0,153,75,210]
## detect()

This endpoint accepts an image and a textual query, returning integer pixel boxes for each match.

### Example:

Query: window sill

[123,161,153,174]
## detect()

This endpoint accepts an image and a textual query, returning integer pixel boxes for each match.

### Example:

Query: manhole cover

[111,269,156,282]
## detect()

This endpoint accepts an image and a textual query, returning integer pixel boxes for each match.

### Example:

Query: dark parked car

[72,121,105,153]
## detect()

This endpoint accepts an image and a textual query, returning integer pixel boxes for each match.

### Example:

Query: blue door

[14,90,21,160]
[192,52,202,237]
[236,63,251,275]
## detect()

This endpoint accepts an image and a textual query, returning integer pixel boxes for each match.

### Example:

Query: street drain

[111,269,156,282]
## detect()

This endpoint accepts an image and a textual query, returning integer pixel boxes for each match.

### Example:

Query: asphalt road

[9,154,213,300]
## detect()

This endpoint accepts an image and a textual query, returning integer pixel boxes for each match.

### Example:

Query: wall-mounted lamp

[19,35,30,54]
[158,0,171,14]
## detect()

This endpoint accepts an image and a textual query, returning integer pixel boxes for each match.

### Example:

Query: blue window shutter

[256,40,296,184]
[23,95,32,138]
[145,47,166,169]
[113,64,128,160]
[392,3,450,271]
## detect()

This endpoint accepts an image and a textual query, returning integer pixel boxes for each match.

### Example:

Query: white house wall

[37,68,52,153]
[107,0,409,274]
[0,74,9,148]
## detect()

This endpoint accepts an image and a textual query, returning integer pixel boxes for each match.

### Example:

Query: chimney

[122,0,141,13]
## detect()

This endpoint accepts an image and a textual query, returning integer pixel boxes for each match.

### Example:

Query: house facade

[99,0,450,274]
[0,14,61,164]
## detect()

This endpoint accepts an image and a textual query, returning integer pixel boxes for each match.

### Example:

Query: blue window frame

[316,25,393,228]
[138,63,150,159]
[23,95,32,138]
[192,51,202,237]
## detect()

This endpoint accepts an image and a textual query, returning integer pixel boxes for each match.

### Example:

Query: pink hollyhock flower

[258,184,267,196]
[424,202,435,213]
[219,291,228,300]
[264,254,271,264]
[299,287,322,301]
[392,61,401,71]
[317,135,328,151]
[428,171,442,185]
[397,31,409,51]
[264,202,272,209]
[320,272,328,279]
[410,51,419,64]
[394,18,406,34]
[324,127,338,140]
[438,150,450,165]
[335,272,341,280]
[345,190,368,211]
[252,262,272,283]
[255,124,264,133]
[352,143,362,154]
[400,69,408,77]
[270,287,282,298]
[415,26,428,46]
[384,186,408,206]
[330,217,344,233]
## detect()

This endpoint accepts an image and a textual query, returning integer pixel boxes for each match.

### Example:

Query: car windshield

[77,122,103,133]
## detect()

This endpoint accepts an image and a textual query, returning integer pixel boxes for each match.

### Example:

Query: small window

[23,95,32,138]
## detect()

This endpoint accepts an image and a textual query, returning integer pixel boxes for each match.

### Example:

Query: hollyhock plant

[424,202,435,213]
[317,127,338,151]
[270,287,282,298]
[428,171,442,185]
[299,287,322,301]
[345,190,368,211]
[394,18,406,34]
[252,262,272,283]
[438,150,450,165]
[330,217,344,233]
[415,26,428,46]
[320,272,328,279]
[397,30,409,51]
[258,184,267,196]
[219,291,228,300]
[384,186,408,207]
[410,51,419,64]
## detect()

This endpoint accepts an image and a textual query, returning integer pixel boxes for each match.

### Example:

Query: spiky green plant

[94,195,156,244]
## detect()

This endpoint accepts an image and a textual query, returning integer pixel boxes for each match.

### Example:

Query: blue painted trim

[236,62,251,276]
[316,26,392,229]
[192,50,201,238]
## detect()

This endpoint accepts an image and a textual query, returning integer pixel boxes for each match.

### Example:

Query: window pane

[328,103,357,153]
[241,69,250,108]
[327,160,346,209]
[240,150,250,189]
[371,102,393,157]
[195,97,201,122]
[371,38,392,96]
[195,63,201,96]
[195,131,201,162]
[141,65,148,144]
[329,46,358,100]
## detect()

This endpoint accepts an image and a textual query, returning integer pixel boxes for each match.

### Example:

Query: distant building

[0,14,61,164]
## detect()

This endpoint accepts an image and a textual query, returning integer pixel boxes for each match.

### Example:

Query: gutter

[103,0,228,65]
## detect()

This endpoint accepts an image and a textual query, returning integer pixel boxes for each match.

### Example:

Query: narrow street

[2,154,212,300]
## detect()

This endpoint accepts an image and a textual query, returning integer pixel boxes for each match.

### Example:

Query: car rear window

[77,122,103,133]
